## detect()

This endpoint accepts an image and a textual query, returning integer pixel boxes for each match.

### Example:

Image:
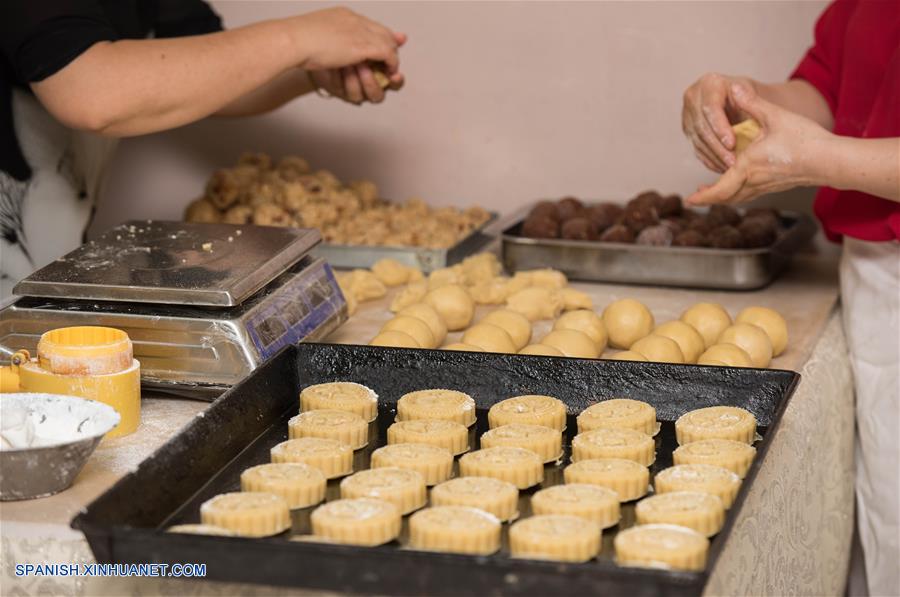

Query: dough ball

[442,343,483,352]
[521,215,559,239]
[557,196,586,220]
[622,204,659,234]
[480,310,532,350]
[398,303,448,346]
[561,288,593,311]
[630,334,685,363]
[553,310,607,351]
[506,287,564,322]
[372,259,411,287]
[529,201,561,221]
[340,269,387,302]
[462,323,517,353]
[673,230,707,247]
[738,219,778,248]
[602,299,655,349]
[636,225,674,247]
[680,303,732,349]
[519,344,565,357]
[468,278,510,305]
[653,321,705,364]
[525,269,568,290]
[587,203,623,232]
[390,281,428,312]
[698,343,753,367]
[460,253,502,286]
[185,198,221,223]
[370,330,420,348]
[609,351,648,362]
[599,224,635,243]
[707,204,742,228]
[560,217,599,241]
[735,306,788,356]
[658,195,683,218]
[382,316,437,349]
[425,285,475,331]
[342,288,358,316]
[718,323,773,368]
[732,119,761,154]
[707,225,743,249]
[540,329,600,359]
[428,266,465,290]
[223,205,253,225]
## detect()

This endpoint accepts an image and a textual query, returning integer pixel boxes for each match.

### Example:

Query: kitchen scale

[0,221,347,398]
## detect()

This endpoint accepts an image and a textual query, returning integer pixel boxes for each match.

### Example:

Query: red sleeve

[790,0,857,113]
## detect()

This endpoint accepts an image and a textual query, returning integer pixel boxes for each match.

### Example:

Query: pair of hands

[682,74,831,205]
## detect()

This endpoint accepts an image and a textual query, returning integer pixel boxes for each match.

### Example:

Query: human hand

[308,60,404,105]
[686,83,833,206]
[682,73,761,172]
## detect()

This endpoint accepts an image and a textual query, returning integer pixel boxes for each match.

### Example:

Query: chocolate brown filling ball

[658,195,684,218]
[521,215,560,239]
[622,203,660,233]
[673,229,707,247]
[636,224,674,246]
[599,224,635,243]
[707,204,741,227]
[587,203,624,233]
[530,200,561,221]
[745,206,781,221]
[661,217,685,234]
[628,191,663,211]
[738,218,778,248]
[742,210,781,230]
[707,225,743,249]
[686,215,713,234]
[561,217,600,241]
[556,196,586,220]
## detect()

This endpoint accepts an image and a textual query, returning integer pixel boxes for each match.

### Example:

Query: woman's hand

[308,61,404,105]
[686,83,834,206]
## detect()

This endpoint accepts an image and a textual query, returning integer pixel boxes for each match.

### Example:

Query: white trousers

[840,236,900,597]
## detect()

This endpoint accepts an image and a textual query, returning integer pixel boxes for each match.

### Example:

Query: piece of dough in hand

[732,119,761,155]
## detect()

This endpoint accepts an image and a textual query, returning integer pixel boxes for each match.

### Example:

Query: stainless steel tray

[500,205,817,290]
[315,213,497,272]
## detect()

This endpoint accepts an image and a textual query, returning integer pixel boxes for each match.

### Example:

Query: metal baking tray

[73,344,798,596]
[315,213,498,273]
[500,205,817,290]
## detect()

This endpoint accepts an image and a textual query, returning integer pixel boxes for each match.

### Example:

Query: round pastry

[654,464,742,508]
[462,323,517,353]
[370,443,454,485]
[658,195,683,218]
[653,321,706,363]
[340,467,427,514]
[540,329,600,359]
[381,316,437,349]
[577,398,657,435]
[738,218,778,248]
[370,330,420,348]
[240,463,326,509]
[387,419,469,455]
[614,523,709,571]
[673,439,757,478]
[635,491,725,537]
[707,204,741,227]
[531,484,620,528]
[518,344,565,356]
[509,514,602,563]
[506,287,564,321]
[561,217,599,241]
[288,409,368,449]
[675,405,757,445]
[599,224,635,243]
[430,477,519,522]
[409,506,502,555]
[553,310,608,351]
[609,350,648,361]
[521,215,560,239]
[629,191,663,210]
[481,309,533,350]
[718,323,773,367]
[488,395,567,431]
[310,498,401,546]
[425,285,475,331]
[167,524,234,536]
[636,225,674,246]
[557,196,586,220]
[299,382,378,422]
[270,437,353,479]
[397,389,476,427]
[735,306,788,356]
[680,302,733,349]
[564,458,650,502]
[602,298,655,349]
[630,334,685,364]
[480,423,562,463]
[571,428,655,466]
[588,203,624,232]
[200,492,291,537]
[707,225,743,249]
[673,229,707,247]
[458,447,543,489]
[390,281,428,313]
[371,258,412,287]
[697,343,754,367]
[529,200,561,221]
[398,303,448,346]
[622,204,660,234]
[560,287,593,311]
[660,217,684,234]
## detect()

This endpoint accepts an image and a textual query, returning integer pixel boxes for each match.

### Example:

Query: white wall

[91,0,827,235]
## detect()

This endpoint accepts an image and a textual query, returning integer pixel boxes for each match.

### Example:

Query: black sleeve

[0,1,119,83]
[153,0,223,38]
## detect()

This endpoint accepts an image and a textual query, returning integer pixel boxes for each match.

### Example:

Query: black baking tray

[73,343,799,596]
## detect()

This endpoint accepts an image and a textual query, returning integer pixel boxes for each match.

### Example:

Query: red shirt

[791,0,900,243]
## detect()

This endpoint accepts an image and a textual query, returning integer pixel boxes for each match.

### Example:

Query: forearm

[754,79,834,130]
[215,68,315,117]
[813,136,900,202]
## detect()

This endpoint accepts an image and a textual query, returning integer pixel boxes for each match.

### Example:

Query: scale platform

[0,221,347,398]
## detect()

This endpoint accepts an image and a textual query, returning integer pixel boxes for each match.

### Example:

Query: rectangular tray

[73,344,799,596]
[500,205,817,290]
[315,213,498,273]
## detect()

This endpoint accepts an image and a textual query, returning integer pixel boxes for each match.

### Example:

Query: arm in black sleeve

[152,0,223,38]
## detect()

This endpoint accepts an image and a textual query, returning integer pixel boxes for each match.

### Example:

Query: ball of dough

[506,287,564,322]
[462,323,517,353]
[370,330,420,348]
[342,289,358,316]
[736,307,788,356]
[398,303,448,346]
[609,351,648,362]
[654,321,705,364]
[425,285,475,331]
[697,343,753,367]
[480,309,532,350]
[390,281,428,312]
[441,343,483,352]
[427,266,465,290]
[718,323,773,368]
[468,278,510,305]
[526,268,568,289]
[540,329,600,359]
[630,334,685,363]
[561,288,594,311]
[602,299,655,349]
[381,316,437,349]
[372,259,411,287]
[519,344,565,357]
[459,253,502,285]
[340,270,387,302]
[680,303,732,349]
[553,310,608,352]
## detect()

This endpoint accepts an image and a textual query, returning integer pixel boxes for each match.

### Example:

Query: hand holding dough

[425,285,475,331]
[732,119,761,155]
[602,299,655,349]
[506,287,563,322]
[681,303,732,349]
[735,306,788,356]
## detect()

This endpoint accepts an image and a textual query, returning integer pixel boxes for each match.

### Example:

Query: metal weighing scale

[0,221,347,398]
